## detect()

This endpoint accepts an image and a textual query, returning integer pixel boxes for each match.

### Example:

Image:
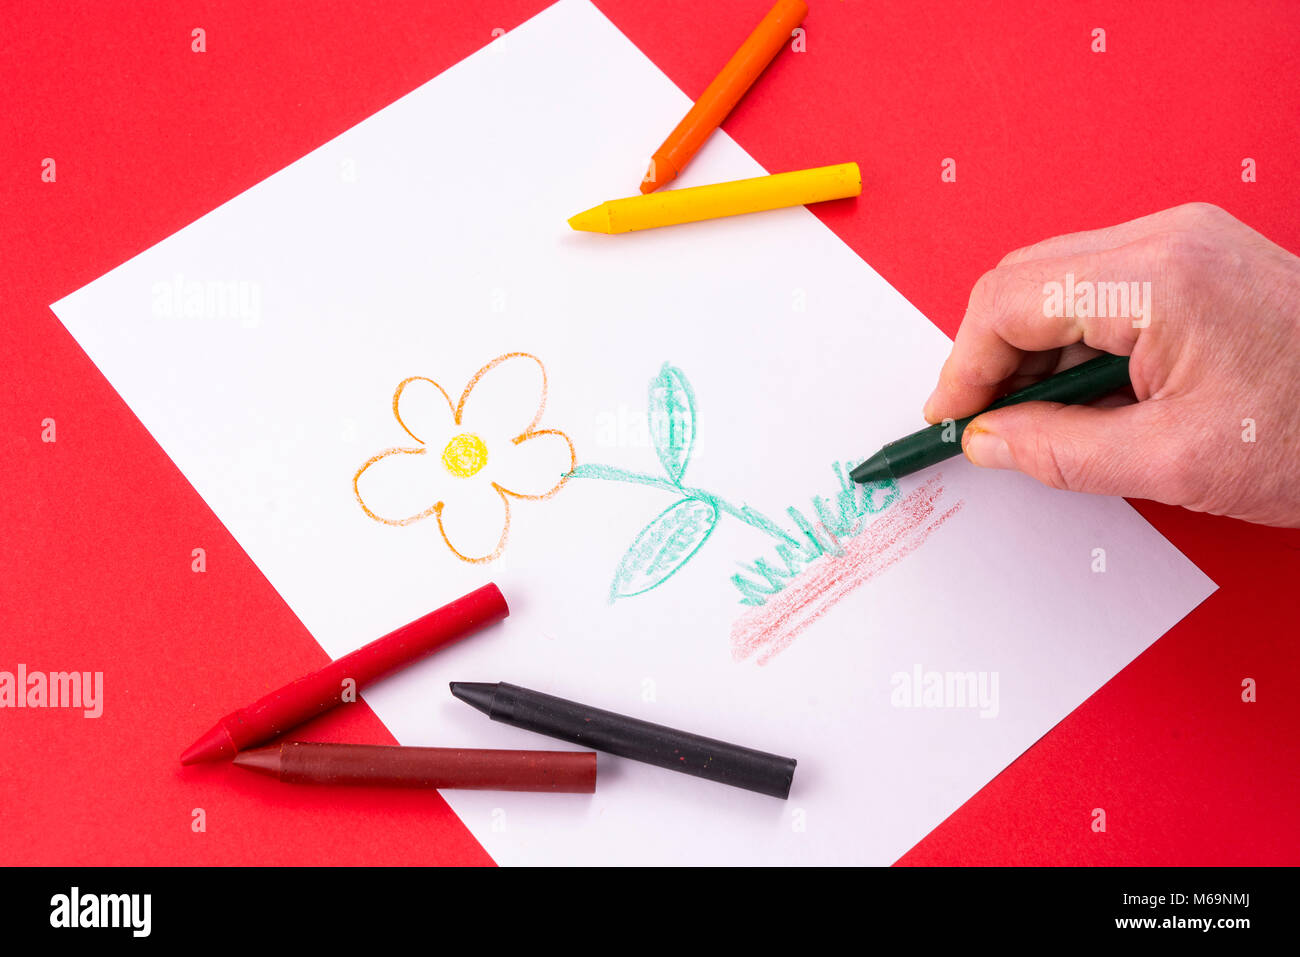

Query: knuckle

[966,268,1002,314]
[1136,406,1203,504]
[1174,201,1230,227]
[1154,450,1200,506]
[1026,426,1078,491]
[1136,232,1220,303]
[967,263,1040,331]
[949,356,1002,389]
[1166,436,1207,503]
[997,244,1036,268]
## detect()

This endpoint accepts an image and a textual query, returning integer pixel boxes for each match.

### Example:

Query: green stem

[568,463,798,544]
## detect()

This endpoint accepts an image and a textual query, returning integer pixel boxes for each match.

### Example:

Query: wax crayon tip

[232,746,281,778]
[449,681,498,717]
[639,149,681,192]
[640,154,676,193]
[567,205,611,233]
[180,722,237,765]
[850,451,895,485]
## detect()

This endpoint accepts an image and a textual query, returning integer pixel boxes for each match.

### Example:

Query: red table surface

[2,0,1297,866]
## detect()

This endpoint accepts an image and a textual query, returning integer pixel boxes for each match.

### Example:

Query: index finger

[924,242,1153,421]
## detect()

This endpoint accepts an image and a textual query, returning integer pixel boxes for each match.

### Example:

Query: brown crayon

[233,741,596,793]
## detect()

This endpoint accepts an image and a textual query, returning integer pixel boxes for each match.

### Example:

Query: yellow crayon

[567,163,861,234]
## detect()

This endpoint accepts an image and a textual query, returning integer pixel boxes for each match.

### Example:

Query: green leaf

[647,363,696,484]
[610,497,718,600]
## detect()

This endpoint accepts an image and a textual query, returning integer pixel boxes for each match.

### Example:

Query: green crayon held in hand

[850,354,1132,484]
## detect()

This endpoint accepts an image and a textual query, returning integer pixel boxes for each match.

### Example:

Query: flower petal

[457,352,547,439]
[354,447,441,525]
[393,376,456,446]
[436,479,510,563]
[491,429,576,499]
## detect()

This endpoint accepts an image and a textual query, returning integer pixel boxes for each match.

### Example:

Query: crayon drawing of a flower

[353,352,575,563]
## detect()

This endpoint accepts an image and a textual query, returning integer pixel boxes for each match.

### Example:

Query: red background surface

[2,0,1297,865]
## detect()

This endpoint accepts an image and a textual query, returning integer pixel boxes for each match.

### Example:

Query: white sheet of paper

[51,0,1214,864]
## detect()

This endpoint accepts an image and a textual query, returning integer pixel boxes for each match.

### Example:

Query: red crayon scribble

[730,477,963,665]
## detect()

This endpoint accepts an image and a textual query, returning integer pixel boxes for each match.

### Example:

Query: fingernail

[963,428,1015,470]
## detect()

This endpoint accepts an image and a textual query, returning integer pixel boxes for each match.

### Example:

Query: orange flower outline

[353,352,576,564]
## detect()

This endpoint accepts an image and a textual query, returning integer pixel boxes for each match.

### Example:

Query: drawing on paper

[729,476,963,664]
[353,352,576,563]
[570,363,899,599]
[571,362,964,662]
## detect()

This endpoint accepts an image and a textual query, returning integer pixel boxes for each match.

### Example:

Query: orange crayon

[640,0,808,193]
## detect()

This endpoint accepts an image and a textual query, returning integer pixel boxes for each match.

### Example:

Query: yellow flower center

[441,433,489,478]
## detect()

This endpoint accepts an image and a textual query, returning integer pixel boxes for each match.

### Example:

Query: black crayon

[449,681,796,799]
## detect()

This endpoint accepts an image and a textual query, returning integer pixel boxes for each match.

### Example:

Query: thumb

[961,400,1184,501]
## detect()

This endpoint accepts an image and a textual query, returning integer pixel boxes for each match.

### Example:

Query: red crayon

[180,583,508,765]
[234,741,597,793]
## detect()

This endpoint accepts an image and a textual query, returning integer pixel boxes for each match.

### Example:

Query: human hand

[924,203,1300,527]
